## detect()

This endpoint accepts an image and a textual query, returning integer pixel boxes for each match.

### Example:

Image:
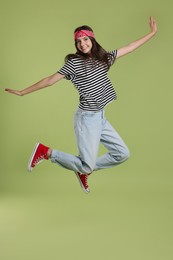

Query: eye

[84,37,89,41]
[76,39,81,44]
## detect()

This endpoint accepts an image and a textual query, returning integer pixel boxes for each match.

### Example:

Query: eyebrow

[76,36,89,42]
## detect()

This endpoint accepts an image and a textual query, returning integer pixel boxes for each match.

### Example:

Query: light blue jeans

[51,109,130,174]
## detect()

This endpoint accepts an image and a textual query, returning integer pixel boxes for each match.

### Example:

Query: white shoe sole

[28,142,40,172]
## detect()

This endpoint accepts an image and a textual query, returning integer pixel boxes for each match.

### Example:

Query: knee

[113,146,130,163]
[123,147,130,161]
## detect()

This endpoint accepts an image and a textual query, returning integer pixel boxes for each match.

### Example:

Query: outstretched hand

[5,88,23,96]
[149,16,157,35]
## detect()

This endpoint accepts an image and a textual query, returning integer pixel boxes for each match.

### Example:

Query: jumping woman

[5,17,157,193]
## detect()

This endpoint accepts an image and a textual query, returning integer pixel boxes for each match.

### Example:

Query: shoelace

[33,154,45,166]
[81,174,89,188]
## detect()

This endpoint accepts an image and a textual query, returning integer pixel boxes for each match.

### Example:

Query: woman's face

[76,36,93,54]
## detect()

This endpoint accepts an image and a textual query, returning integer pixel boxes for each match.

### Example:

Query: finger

[5,89,13,93]
[5,89,12,93]
[5,89,16,94]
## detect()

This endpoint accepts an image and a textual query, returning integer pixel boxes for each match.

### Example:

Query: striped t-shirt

[58,50,117,111]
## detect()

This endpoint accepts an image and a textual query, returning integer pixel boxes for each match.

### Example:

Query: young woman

[5,17,157,193]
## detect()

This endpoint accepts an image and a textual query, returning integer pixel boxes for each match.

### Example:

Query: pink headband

[74,30,95,41]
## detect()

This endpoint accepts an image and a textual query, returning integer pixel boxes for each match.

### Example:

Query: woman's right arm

[5,72,65,96]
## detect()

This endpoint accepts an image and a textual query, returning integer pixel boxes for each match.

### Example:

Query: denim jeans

[51,109,130,174]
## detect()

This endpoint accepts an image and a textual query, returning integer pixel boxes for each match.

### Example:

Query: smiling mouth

[81,47,89,51]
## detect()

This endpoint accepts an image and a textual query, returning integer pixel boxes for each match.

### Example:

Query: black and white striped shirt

[58,50,117,111]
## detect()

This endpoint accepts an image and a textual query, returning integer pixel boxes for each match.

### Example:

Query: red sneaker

[75,172,90,193]
[28,143,49,172]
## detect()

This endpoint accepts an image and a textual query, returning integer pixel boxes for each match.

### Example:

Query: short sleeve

[108,50,117,66]
[58,59,76,81]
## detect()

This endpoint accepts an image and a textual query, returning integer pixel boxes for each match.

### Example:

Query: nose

[80,39,85,46]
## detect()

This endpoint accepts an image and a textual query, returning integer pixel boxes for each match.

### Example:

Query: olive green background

[0,0,173,259]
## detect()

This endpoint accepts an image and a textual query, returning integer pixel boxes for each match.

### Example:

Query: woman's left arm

[116,16,157,59]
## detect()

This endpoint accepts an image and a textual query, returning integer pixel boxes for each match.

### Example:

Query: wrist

[151,30,157,37]
[152,32,156,36]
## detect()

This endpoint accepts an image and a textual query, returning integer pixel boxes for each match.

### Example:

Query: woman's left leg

[94,117,130,171]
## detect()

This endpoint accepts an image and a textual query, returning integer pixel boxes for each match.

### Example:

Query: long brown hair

[65,25,114,69]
